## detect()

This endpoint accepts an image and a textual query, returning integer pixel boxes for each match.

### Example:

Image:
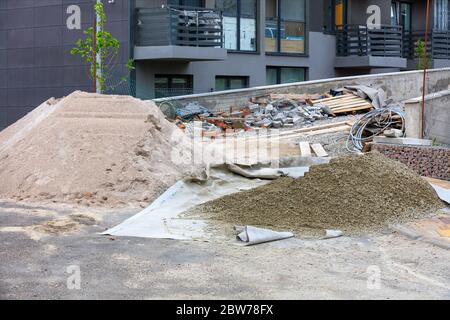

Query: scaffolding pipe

[421,0,431,139]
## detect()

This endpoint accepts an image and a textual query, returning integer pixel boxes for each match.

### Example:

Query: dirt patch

[33,214,97,235]
[0,91,204,208]
[188,153,444,236]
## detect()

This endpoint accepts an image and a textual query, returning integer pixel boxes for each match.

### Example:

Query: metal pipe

[421,0,431,139]
[96,0,102,93]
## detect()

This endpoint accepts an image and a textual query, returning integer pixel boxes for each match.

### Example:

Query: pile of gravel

[189,153,444,236]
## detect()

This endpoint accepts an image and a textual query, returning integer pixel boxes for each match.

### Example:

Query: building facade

[1,0,450,130]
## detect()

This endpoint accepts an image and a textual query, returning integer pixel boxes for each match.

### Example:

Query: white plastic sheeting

[235,226,294,246]
[431,184,450,205]
[103,167,309,241]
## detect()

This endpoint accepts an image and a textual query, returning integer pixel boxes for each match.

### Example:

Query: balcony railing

[336,25,403,57]
[155,88,194,99]
[403,30,450,59]
[135,5,223,48]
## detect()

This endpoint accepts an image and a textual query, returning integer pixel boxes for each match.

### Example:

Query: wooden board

[311,143,329,157]
[304,125,351,136]
[329,101,372,109]
[311,94,354,104]
[424,177,450,190]
[322,97,365,106]
[280,120,352,135]
[333,105,373,114]
[437,228,450,238]
[299,141,311,157]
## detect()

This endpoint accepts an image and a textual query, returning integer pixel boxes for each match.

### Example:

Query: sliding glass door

[391,1,411,32]
[434,0,449,30]
[265,0,306,54]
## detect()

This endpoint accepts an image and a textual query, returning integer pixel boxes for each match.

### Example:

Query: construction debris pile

[172,87,385,137]
[171,86,398,141]
[188,153,443,236]
[0,91,204,207]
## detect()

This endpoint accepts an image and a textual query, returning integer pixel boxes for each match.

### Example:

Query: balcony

[134,5,227,62]
[335,25,407,69]
[403,30,450,68]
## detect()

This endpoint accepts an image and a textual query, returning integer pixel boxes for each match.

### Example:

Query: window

[391,2,411,32]
[265,0,306,54]
[434,0,449,30]
[215,0,257,51]
[169,0,205,7]
[216,76,249,91]
[324,0,347,33]
[266,67,306,85]
[154,75,193,98]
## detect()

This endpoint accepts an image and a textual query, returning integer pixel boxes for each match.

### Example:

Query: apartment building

[1,0,450,130]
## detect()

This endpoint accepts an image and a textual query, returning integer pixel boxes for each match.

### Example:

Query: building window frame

[323,0,348,34]
[391,1,412,31]
[266,66,307,85]
[154,74,194,98]
[215,75,250,91]
[216,0,258,53]
[265,0,308,57]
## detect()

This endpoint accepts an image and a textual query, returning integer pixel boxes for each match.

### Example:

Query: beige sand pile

[0,91,202,207]
[189,153,444,236]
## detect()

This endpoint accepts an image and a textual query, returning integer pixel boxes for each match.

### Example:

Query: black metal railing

[155,88,194,99]
[336,25,403,57]
[135,5,223,48]
[403,30,450,59]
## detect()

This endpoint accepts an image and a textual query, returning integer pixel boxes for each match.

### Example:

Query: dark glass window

[215,76,249,91]
[433,0,449,30]
[324,0,347,33]
[215,0,257,51]
[266,67,306,85]
[155,75,193,98]
[391,2,412,31]
[265,0,306,54]
[169,0,205,7]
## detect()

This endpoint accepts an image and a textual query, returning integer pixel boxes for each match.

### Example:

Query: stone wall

[153,68,450,113]
[404,89,450,145]
[372,144,450,181]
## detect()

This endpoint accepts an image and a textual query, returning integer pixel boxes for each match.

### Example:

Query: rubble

[171,87,384,137]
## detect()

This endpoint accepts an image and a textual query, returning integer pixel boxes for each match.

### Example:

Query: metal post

[421,0,431,139]
[96,0,102,94]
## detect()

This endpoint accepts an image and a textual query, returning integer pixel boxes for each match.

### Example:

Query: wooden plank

[323,97,364,106]
[304,125,351,136]
[311,94,354,104]
[311,143,329,157]
[424,177,450,190]
[299,141,311,157]
[330,101,372,110]
[328,100,369,108]
[280,120,352,135]
[333,105,373,114]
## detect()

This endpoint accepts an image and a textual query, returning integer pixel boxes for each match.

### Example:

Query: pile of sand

[189,153,444,236]
[0,91,203,207]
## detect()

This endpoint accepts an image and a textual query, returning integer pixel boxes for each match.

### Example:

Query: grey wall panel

[0,49,6,68]
[0,72,6,88]
[0,0,131,130]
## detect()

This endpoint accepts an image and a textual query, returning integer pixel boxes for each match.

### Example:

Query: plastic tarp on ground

[431,184,450,205]
[103,167,309,241]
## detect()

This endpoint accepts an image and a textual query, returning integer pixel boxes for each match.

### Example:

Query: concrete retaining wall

[153,68,450,112]
[404,89,450,145]
[372,144,450,181]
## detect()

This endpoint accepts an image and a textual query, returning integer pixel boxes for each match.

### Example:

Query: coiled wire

[346,107,406,153]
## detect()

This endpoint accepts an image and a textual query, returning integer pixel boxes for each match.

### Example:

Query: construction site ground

[1,200,449,300]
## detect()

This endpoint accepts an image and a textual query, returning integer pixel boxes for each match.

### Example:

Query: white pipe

[96,0,102,93]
